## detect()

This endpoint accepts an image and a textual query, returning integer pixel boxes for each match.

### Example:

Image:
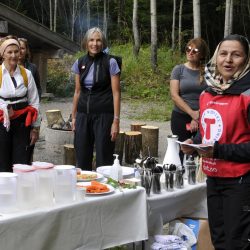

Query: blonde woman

[71,27,121,170]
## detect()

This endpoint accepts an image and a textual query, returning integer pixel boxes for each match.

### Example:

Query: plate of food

[96,166,134,178]
[77,181,115,195]
[77,170,104,182]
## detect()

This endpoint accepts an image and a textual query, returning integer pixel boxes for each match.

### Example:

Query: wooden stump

[63,144,76,165]
[130,122,146,132]
[46,109,65,128]
[141,125,159,157]
[114,131,125,164]
[124,131,142,165]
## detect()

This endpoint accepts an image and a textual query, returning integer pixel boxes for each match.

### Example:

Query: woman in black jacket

[71,27,121,170]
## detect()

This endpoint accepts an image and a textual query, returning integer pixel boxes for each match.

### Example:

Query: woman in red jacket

[181,34,250,250]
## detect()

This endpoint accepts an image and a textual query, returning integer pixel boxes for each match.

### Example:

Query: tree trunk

[103,0,107,38]
[63,144,76,165]
[193,0,201,38]
[53,0,57,32]
[45,109,65,128]
[133,0,140,57]
[49,0,53,30]
[124,131,142,165]
[87,0,90,29]
[178,0,183,51]
[130,122,146,132]
[171,0,176,50]
[224,0,231,37]
[114,131,125,165]
[141,125,159,157]
[150,0,157,72]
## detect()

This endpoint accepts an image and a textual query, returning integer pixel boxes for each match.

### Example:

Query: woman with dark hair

[71,27,121,170]
[181,34,250,250]
[0,36,39,171]
[170,37,209,162]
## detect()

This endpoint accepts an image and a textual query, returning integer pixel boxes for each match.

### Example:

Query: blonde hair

[81,27,107,52]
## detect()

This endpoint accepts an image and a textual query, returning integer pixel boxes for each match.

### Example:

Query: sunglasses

[186,46,199,54]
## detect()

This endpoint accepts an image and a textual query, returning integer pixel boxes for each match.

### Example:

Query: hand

[196,145,214,158]
[111,120,119,141]
[180,139,195,155]
[71,118,76,131]
[190,110,199,122]
[30,127,39,145]
[190,119,199,133]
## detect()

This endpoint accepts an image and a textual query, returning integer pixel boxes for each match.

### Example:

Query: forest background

[1,0,250,121]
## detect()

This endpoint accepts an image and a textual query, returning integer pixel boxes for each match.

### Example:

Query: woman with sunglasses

[169,37,209,162]
[181,34,250,250]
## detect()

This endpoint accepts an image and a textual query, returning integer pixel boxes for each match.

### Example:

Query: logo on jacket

[201,108,223,143]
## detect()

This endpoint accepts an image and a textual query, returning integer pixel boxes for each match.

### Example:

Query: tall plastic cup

[13,164,37,210]
[32,161,55,206]
[54,165,76,204]
[0,172,18,213]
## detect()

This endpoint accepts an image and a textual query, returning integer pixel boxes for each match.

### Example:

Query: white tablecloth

[0,187,148,250]
[147,181,207,235]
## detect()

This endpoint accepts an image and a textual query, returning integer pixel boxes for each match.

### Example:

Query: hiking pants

[206,174,250,250]
[74,112,115,170]
[0,115,32,172]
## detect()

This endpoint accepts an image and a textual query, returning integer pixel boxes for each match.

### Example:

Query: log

[141,125,159,157]
[63,144,76,165]
[114,131,125,164]
[130,122,146,132]
[124,131,142,165]
[45,109,65,128]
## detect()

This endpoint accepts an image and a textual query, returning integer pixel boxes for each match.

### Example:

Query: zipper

[95,64,99,83]
[86,89,91,114]
[239,176,243,184]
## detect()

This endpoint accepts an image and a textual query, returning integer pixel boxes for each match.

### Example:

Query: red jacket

[200,91,250,177]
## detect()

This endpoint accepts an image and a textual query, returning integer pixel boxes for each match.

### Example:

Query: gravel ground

[34,97,171,165]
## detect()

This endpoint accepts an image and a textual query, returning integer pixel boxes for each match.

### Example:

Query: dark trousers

[74,112,115,171]
[0,115,32,172]
[206,174,250,250]
[170,110,196,163]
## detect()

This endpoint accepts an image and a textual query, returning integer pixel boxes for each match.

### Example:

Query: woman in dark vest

[71,27,121,170]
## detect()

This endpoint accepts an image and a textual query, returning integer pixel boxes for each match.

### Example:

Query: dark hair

[220,34,249,55]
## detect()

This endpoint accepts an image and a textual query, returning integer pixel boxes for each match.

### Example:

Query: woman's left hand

[30,127,40,145]
[196,145,214,158]
[190,119,199,132]
[111,120,119,141]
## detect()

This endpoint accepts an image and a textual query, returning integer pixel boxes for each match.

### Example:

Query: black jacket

[77,52,114,114]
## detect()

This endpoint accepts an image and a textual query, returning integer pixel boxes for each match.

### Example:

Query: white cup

[76,186,86,201]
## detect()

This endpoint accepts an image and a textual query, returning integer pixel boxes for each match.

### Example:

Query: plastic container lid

[54,165,75,170]
[13,164,36,172]
[32,161,54,169]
